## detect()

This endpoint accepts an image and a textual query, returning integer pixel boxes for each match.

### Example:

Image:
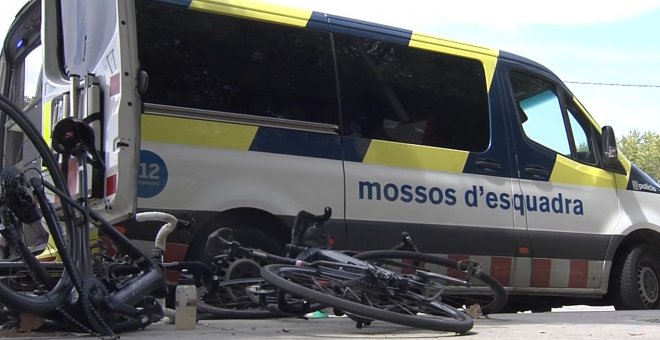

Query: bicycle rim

[261,264,473,333]
[353,250,508,315]
[197,278,280,319]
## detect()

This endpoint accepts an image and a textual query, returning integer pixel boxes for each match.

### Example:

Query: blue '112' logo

[138,150,168,198]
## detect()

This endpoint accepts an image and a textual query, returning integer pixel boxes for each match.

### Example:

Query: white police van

[2,0,659,311]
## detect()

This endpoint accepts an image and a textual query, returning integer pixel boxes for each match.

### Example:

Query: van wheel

[612,245,660,310]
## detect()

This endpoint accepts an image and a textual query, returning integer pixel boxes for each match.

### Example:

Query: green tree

[618,130,660,182]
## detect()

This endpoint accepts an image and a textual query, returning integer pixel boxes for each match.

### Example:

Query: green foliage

[618,130,660,182]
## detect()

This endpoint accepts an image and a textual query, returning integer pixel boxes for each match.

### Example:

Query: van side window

[566,104,597,164]
[136,1,338,125]
[334,35,490,152]
[511,71,597,165]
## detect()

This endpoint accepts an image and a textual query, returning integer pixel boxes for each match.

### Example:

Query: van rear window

[135,1,338,125]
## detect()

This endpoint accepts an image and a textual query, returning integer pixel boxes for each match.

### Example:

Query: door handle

[475,158,502,172]
[524,165,550,179]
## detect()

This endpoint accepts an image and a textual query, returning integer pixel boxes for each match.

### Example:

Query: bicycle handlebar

[136,212,180,252]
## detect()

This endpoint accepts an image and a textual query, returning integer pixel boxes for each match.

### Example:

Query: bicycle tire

[197,278,281,319]
[261,263,473,333]
[353,250,507,315]
[1,95,165,335]
[0,96,78,314]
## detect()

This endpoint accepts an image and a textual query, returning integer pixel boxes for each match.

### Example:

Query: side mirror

[601,126,618,168]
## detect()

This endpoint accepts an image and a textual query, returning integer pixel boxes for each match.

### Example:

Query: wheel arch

[610,228,660,264]
[607,228,660,298]
[185,207,291,261]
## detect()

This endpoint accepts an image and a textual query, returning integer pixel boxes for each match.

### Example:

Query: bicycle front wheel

[261,264,473,333]
[353,250,508,315]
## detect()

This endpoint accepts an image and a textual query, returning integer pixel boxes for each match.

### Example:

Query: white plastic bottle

[175,269,197,330]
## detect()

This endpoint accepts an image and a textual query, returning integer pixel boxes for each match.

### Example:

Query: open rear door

[41,0,141,223]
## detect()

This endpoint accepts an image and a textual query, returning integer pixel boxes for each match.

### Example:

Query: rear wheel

[193,226,284,319]
[353,250,507,315]
[612,245,660,309]
[261,264,473,333]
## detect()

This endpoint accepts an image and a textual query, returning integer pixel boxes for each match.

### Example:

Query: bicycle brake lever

[391,231,420,252]
[175,212,195,232]
[320,206,332,221]
[204,227,237,257]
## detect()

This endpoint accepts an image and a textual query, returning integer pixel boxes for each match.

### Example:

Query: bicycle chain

[55,303,96,335]
[81,277,117,338]
[346,277,384,293]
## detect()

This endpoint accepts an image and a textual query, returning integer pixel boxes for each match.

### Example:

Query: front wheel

[611,245,660,309]
[353,250,508,315]
[261,264,473,333]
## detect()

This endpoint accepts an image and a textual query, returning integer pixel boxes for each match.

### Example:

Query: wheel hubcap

[637,262,659,307]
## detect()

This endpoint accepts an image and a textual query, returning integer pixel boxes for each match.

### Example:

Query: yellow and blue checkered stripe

[142,0,659,193]
[143,110,660,194]
[142,114,469,173]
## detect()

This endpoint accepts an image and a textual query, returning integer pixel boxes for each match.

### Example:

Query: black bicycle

[202,207,507,333]
[0,95,165,338]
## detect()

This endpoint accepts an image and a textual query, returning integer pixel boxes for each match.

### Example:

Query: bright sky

[2,0,659,136]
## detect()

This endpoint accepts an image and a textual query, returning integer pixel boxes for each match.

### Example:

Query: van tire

[612,245,660,310]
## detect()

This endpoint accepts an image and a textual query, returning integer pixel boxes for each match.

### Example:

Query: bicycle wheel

[353,250,507,315]
[261,263,473,333]
[0,96,78,315]
[1,95,165,336]
[197,278,281,319]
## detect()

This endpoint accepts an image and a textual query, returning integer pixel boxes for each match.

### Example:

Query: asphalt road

[5,309,659,339]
